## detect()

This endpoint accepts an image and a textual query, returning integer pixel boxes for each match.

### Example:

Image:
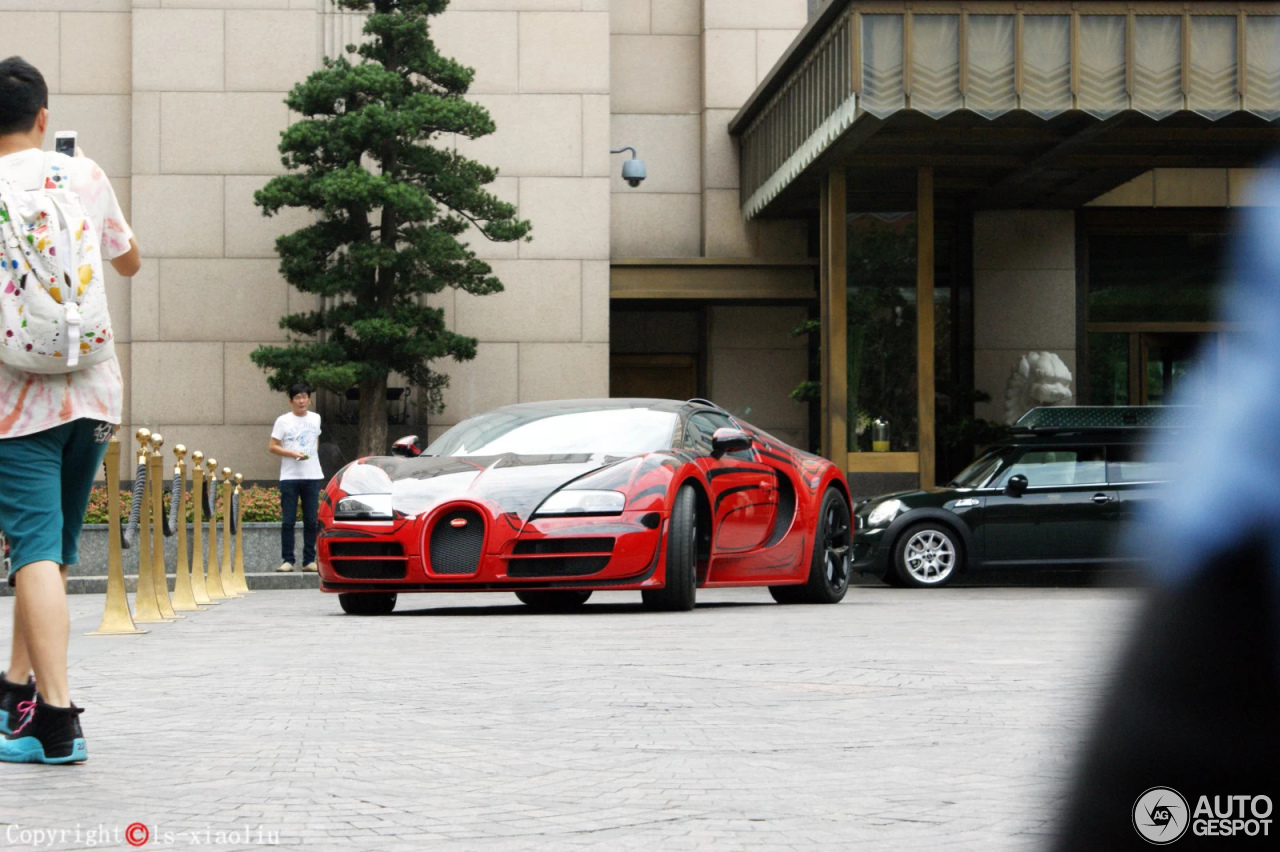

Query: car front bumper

[317,508,667,593]
[851,526,888,574]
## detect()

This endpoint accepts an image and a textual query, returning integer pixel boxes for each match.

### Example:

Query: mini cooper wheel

[770,487,852,604]
[641,484,698,612]
[338,592,397,615]
[892,523,962,588]
[515,590,593,611]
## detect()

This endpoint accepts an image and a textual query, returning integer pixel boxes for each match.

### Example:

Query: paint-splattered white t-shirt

[0,149,132,439]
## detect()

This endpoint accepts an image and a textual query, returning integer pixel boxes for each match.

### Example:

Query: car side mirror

[391,434,424,458]
[710,427,753,458]
[1004,474,1028,497]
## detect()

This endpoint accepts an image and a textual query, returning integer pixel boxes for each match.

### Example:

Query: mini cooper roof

[1012,406,1198,434]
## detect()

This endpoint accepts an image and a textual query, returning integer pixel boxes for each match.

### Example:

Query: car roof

[484,398,700,415]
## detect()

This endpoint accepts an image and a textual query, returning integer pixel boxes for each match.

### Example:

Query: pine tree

[252,0,531,456]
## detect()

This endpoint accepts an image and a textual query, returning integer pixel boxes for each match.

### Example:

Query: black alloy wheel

[641,484,698,611]
[770,487,852,604]
[338,592,398,615]
[515,590,593,611]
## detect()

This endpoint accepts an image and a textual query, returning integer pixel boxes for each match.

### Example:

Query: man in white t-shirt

[0,56,140,765]
[269,384,324,572]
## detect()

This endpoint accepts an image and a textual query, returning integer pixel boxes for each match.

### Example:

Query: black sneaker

[0,696,87,764]
[0,672,35,736]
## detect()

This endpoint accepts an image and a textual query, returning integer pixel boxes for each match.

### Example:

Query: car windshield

[948,452,1005,488]
[424,407,680,457]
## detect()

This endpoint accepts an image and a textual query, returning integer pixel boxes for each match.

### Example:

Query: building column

[917,166,936,489]
[820,169,848,464]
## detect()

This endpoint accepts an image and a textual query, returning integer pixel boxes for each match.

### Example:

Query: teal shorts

[0,418,113,583]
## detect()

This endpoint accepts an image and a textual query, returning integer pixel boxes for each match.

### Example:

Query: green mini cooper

[852,407,1187,587]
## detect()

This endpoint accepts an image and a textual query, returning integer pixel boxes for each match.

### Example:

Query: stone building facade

[0,0,815,479]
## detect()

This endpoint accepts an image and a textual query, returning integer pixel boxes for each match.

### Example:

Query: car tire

[891,522,963,588]
[338,592,397,615]
[770,487,852,604]
[768,585,805,604]
[515,590,592,611]
[641,484,698,612]
[879,569,907,587]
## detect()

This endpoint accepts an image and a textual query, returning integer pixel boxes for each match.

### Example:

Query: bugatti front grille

[428,508,485,575]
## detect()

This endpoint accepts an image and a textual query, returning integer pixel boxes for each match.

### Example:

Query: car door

[983,446,1119,563]
[1107,441,1171,560]
[684,411,779,553]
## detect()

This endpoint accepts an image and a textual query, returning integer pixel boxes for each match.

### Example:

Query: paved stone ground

[1,585,1142,851]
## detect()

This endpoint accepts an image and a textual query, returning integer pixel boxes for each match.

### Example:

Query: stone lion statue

[1004,351,1074,425]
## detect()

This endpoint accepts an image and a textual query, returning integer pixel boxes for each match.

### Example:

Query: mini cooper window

[1107,444,1173,483]
[424,408,680,457]
[947,452,1005,488]
[993,448,1106,488]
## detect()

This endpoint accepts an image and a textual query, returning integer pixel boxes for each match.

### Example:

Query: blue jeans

[280,479,322,565]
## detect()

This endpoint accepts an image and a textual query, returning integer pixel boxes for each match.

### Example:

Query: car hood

[338,453,640,520]
[859,486,972,511]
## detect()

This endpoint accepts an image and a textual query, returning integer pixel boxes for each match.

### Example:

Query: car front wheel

[338,592,397,615]
[770,487,851,604]
[891,523,962,587]
[641,484,698,612]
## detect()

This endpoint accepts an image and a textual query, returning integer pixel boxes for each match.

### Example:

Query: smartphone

[54,131,77,157]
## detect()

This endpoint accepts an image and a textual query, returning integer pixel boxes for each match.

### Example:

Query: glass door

[1139,333,1215,406]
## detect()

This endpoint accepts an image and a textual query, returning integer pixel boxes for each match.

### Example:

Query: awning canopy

[730,2,1280,218]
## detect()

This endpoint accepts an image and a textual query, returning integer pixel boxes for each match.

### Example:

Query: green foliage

[789,380,821,403]
[251,0,531,443]
[83,486,286,525]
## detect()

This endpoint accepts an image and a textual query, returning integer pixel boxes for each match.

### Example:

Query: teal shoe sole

[0,736,87,764]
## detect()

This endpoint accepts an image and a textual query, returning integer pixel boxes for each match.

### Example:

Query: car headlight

[534,490,626,517]
[334,493,393,520]
[866,499,904,528]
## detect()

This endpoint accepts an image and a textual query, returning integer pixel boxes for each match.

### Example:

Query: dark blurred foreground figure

[1053,170,1280,851]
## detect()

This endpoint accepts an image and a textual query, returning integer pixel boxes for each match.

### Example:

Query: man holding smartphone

[269,384,323,573]
[0,56,141,764]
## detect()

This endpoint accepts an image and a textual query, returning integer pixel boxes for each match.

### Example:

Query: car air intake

[506,556,610,577]
[330,541,404,557]
[328,540,407,579]
[507,537,614,577]
[333,560,408,580]
[429,508,485,575]
[512,537,615,555]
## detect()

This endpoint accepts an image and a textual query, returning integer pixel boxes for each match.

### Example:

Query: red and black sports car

[318,399,853,614]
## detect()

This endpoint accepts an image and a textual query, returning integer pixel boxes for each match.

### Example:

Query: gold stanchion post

[148,433,180,619]
[87,435,146,636]
[188,451,217,605]
[231,473,251,594]
[206,458,237,598]
[131,429,169,623]
[220,467,235,594]
[169,445,202,612]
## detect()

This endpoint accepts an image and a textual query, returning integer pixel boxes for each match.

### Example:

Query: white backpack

[0,151,114,374]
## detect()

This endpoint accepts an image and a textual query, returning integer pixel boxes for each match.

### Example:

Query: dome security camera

[622,157,647,188]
